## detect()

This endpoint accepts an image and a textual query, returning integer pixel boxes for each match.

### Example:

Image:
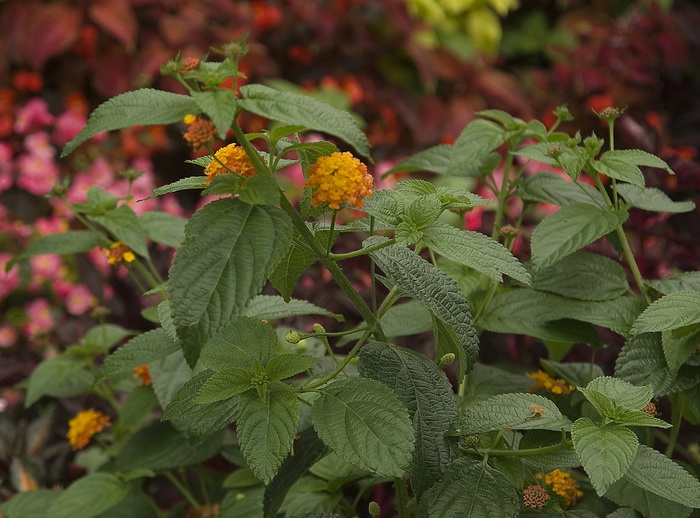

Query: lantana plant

[2,39,700,518]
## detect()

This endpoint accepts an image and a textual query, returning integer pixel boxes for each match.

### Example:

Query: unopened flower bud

[218,40,249,60]
[546,146,564,159]
[459,434,481,451]
[313,323,326,334]
[49,183,69,197]
[595,106,625,122]
[641,401,657,416]
[437,353,456,369]
[553,104,574,122]
[90,305,110,319]
[285,331,302,344]
[500,225,519,238]
[160,58,181,77]
[368,501,381,517]
[119,168,145,181]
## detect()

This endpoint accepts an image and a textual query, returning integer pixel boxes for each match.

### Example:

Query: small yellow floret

[204,144,257,185]
[66,409,111,450]
[105,242,136,265]
[526,370,575,395]
[540,469,583,507]
[305,152,373,210]
[183,114,197,124]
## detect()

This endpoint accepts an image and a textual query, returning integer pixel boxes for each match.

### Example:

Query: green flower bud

[437,353,456,369]
[285,331,302,344]
[313,323,326,334]
[595,106,625,122]
[553,104,574,122]
[368,501,381,517]
[459,434,481,451]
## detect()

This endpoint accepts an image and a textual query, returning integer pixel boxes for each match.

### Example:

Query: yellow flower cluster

[66,409,112,450]
[205,144,257,185]
[537,469,583,507]
[526,370,575,395]
[305,152,373,210]
[105,242,136,265]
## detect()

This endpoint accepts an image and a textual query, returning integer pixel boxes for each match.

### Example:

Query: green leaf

[572,417,639,494]
[162,370,214,420]
[417,459,519,518]
[617,184,695,213]
[0,489,63,518]
[518,171,605,207]
[199,317,277,372]
[241,295,341,321]
[630,290,700,334]
[531,203,628,270]
[90,205,148,258]
[265,354,318,381]
[268,233,317,301]
[142,177,206,201]
[149,350,196,409]
[662,324,700,372]
[238,174,281,205]
[311,377,414,478]
[592,150,673,187]
[606,478,692,518]
[531,252,629,301]
[115,421,223,471]
[194,368,251,404]
[48,473,129,518]
[423,222,531,285]
[93,494,158,518]
[362,189,405,226]
[117,385,159,432]
[97,328,178,380]
[139,211,186,248]
[9,230,101,267]
[386,144,453,176]
[169,198,292,366]
[264,427,330,518]
[62,89,200,157]
[25,355,93,407]
[583,377,653,411]
[191,89,237,139]
[358,342,458,495]
[380,300,434,337]
[367,236,479,375]
[221,487,265,518]
[646,272,700,294]
[239,84,370,159]
[624,444,700,508]
[449,119,509,177]
[237,390,300,483]
[519,430,582,471]
[455,393,572,434]
[81,323,133,354]
[460,363,532,406]
[614,409,671,428]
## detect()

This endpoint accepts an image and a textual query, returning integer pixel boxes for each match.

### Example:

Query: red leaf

[88,0,138,50]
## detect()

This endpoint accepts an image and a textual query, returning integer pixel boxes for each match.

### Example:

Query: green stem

[317,333,341,368]
[394,478,410,518]
[491,152,514,241]
[326,211,337,256]
[472,440,573,458]
[653,429,700,463]
[665,392,685,457]
[302,329,372,391]
[162,471,201,510]
[328,238,396,261]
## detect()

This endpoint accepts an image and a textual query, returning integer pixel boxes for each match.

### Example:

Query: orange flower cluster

[133,364,152,385]
[526,370,575,395]
[66,409,112,450]
[305,152,373,210]
[105,242,135,265]
[179,57,200,74]
[538,469,583,507]
[183,116,216,149]
[522,484,549,508]
[205,143,257,185]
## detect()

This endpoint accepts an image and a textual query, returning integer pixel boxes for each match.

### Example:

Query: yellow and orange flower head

[183,115,217,149]
[133,364,152,386]
[526,370,575,395]
[305,151,374,210]
[204,143,257,185]
[538,469,583,507]
[66,409,112,450]
[105,242,136,265]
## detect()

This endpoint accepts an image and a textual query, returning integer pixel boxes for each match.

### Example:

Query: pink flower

[30,254,63,281]
[65,284,97,315]
[371,160,399,191]
[14,98,54,134]
[0,325,18,348]
[0,143,13,194]
[34,216,69,236]
[53,108,86,146]
[0,253,20,298]
[24,131,55,160]
[24,299,54,337]
[16,153,59,195]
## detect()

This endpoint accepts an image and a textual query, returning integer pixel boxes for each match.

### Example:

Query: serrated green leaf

[169,198,292,366]
[662,324,700,372]
[646,272,700,294]
[358,342,458,495]
[572,417,639,494]
[25,356,93,407]
[117,385,159,432]
[424,222,531,285]
[312,377,413,477]
[191,89,237,139]
[82,323,133,354]
[455,393,572,434]
[241,295,341,321]
[239,174,281,205]
[405,193,443,230]
[434,186,489,209]
[518,171,605,207]
[62,89,200,157]
[142,177,206,201]
[460,364,532,406]
[583,377,652,411]
[531,252,629,301]
[624,444,700,508]
[367,236,479,375]
[93,494,158,518]
[162,370,213,420]
[380,300,433,337]
[631,290,700,334]
[265,354,318,381]
[437,257,483,297]
[90,205,148,258]
[449,119,509,177]
[237,390,300,483]
[386,144,453,176]
[531,203,628,270]
[268,235,316,301]
[593,150,673,187]
[9,230,101,268]
[264,427,330,518]
[614,409,671,428]
[577,387,618,418]
[194,368,251,404]
[139,211,186,248]
[221,486,265,518]
[617,184,695,213]
[361,189,404,226]
[239,84,370,159]
[149,350,196,410]
[157,301,177,341]
[199,317,277,371]
[48,473,129,518]
[0,489,63,518]
[519,430,582,471]
[97,328,178,381]
[418,459,519,518]
[605,478,692,518]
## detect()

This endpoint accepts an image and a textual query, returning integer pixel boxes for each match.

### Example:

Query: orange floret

[204,143,257,185]
[66,409,112,450]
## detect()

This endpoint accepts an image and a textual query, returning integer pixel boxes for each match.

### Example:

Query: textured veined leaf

[531,203,628,270]
[361,189,405,227]
[311,377,413,478]
[97,328,179,381]
[385,144,453,176]
[572,417,639,495]
[25,356,93,407]
[239,84,370,159]
[169,198,292,366]
[423,222,531,285]
[358,342,457,495]
[582,377,652,411]
[90,205,148,258]
[8,231,101,268]
[592,150,673,187]
[142,177,206,201]
[0,489,63,518]
[518,171,605,207]
[47,473,129,518]
[241,295,342,321]
[268,232,317,302]
[662,324,700,372]
[237,390,300,484]
[630,290,700,334]
[617,184,695,213]
[647,272,700,294]
[195,368,251,404]
[199,317,278,372]
[62,89,200,156]
[449,119,509,177]
[606,479,692,518]
[191,89,237,139]
[139,211,186,249]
